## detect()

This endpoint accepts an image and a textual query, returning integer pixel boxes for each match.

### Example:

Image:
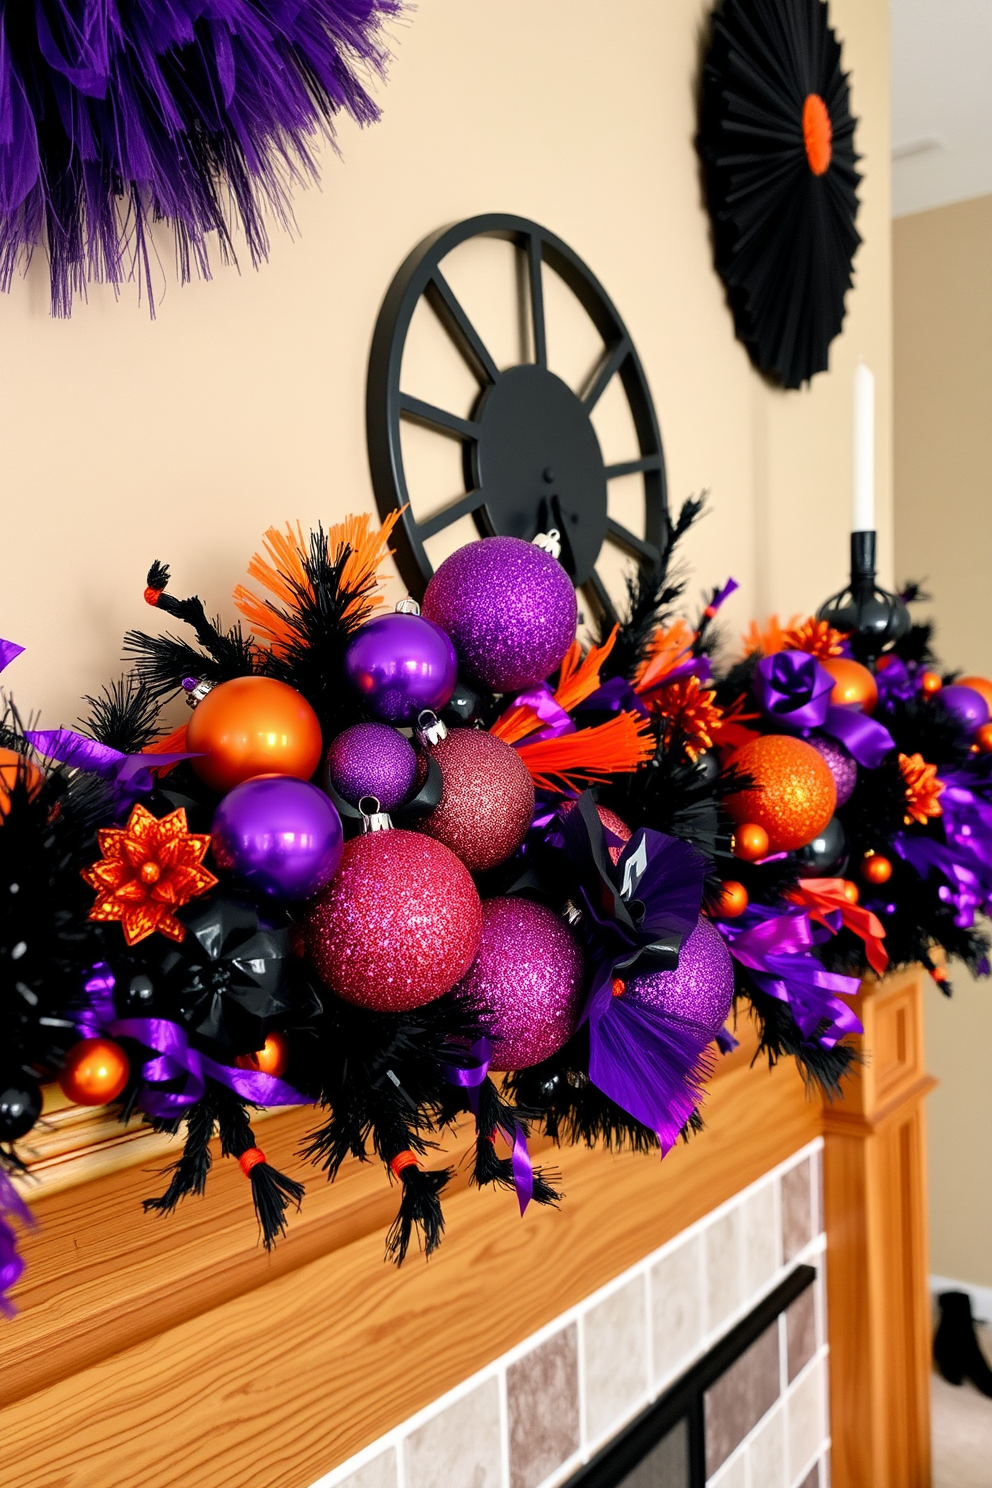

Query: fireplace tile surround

[311,1141,828,1488]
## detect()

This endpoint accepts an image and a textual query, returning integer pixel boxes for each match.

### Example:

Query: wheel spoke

[400,393,480,441]
[427,271,500,385]
[583,336,631,411]
[583,568,618,626]
[418,489,486,542]
[606,518,660,565]
[605,453,663,481]
[528,234,547,368]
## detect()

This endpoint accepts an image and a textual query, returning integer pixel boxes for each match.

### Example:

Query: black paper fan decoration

[697,0,861,388]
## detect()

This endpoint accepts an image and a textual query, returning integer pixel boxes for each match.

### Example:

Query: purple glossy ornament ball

[939,684,990,735]
[211,776,343,902]
[624,916,734,1039]
[422,536,578,693]
[344,611,458,724]
[809,735,857,807]
[453,898,585,1070]
[324,723,417,811]
[304,829,482,1012]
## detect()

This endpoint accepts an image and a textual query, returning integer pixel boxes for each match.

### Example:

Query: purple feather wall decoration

[0,0,401,315]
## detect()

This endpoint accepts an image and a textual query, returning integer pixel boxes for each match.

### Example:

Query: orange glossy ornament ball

[59,1039,130,1105]
[715,880,749,917]
[976,724,992,755]
[186,676,322,794]
[236,1032,290,1078]
[0,748,43,818]
[861,852,893,886]
[842,880,860,905]
[820,657,878,714]
[727,736,837,853]
[733,823,770,862]
[959,676,992,713]
[920,671,943,697]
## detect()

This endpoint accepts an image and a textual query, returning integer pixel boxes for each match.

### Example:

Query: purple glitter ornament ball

[422,536,578,693]
[324,723,417,811]
[211,777,343,903]
[453,898,586,1071]
[939,684,990,735]
[623,916,734,1039]
[344,611,458,724]
[809,735,858,807]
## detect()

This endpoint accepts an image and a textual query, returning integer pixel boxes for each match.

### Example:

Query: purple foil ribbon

[705,578,740,615]
[874,656,919,709]
[25,728,197,796]
[0,1169,34,1319]
[441,1038,534,1215]
[0,637,25,675]
[507,684,576,744]
[892,763,992,928]
[80,966,307,1118]
[752,650,895,768]
[717,908,863,1048]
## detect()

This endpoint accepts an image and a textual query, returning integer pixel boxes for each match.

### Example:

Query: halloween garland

[2,505,990,1311]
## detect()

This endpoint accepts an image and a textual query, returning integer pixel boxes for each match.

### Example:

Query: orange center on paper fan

[898,752,945,826]
[803,94,833,176]
[81,804,217,946]
[781,616,847,660]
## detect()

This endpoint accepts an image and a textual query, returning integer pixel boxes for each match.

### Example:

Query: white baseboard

[931,1274,992,1323]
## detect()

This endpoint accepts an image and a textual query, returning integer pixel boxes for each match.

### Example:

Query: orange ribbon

[788,878,889,977]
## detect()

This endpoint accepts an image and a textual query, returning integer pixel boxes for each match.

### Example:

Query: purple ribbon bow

[752,650,895,769]
[80,966,307,1118]
[508,684,576,744]
[0,1169,34,1319]
[717,908,863,1048]
[874,656,918,709]
[0,637,24,675]
[25,729,197,797]
[441,1038,534,1215]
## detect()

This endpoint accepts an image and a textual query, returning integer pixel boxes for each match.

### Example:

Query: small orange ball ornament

[842,880,860,905]
[920,671,943,697]
[715,880,749,917]
[726,735,837,852]
[59,1039,130,1105]
[733,823,770,862]
[0,747,43,818]
[958,676,992,713]
[236,1031,290,1079]
[976,724,992,755]
[186,676,322,794]
[861,852,893,886]
[820,657,878,714]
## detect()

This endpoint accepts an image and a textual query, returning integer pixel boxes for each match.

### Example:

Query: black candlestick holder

[817,531,911,665]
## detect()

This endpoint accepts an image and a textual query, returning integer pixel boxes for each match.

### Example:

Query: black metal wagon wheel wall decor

[697,0,862,389]
[366,213,668,625]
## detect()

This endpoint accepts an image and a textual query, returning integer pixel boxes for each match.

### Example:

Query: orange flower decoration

[898,753,945,826]
[82,805,217,945]
[739,614,801,658]
[633,618,697,693]
[654,676,724,761]
[781,616,847,659]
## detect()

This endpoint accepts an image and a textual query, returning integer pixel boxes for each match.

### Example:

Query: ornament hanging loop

[532,529,563,561]
[416,710,449,747]
[358,797,393,833]
[181,677,214,708]
[395,597,422,616]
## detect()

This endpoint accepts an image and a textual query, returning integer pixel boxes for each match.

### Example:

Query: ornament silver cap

[562,898,584,928]
[182,676,214,708]
[415,709,449,747]
[532,528,562,561]
[358,796,394,833]
[395,596,421,616]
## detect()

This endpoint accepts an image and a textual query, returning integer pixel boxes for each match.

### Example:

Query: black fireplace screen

[565,1263,817,1487]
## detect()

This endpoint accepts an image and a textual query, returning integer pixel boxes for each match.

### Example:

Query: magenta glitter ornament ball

[622,916,734,1038]
[418,727,534,873]
[453,898,586,1071]
[809,735,857,807]
[422,536,578,693]
[324,723,417,811]
[304,830,482,1012]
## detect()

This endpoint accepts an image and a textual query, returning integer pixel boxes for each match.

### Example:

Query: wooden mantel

[2,970,934,1488]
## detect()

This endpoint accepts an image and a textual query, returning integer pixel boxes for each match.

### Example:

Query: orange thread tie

[389,1150,419,1180]
[239,1147,266,1177]
[143,586,163,606]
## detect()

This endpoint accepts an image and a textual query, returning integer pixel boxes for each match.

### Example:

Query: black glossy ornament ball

[0,1075,43,1142]
[796,815,848,877]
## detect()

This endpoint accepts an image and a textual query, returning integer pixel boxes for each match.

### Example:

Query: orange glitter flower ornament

[898,753,945,826]
[781,616,847,659]
[82,805,217,945]
[653,676,723,761]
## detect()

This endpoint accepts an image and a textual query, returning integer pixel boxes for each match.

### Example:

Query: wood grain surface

[2,1018,824,1488]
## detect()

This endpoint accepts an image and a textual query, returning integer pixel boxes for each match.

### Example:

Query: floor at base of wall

[931,1323,992,1488]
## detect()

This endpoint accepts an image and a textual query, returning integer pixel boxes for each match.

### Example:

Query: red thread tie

[239,1147,266,1177]
[389,1150,419,1180]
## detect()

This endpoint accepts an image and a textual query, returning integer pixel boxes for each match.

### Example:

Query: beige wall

[0,0,892,726]
[894,193,992,1289]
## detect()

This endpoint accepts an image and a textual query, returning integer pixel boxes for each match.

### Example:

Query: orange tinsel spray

[512,713,655,794]
[490,629,619,747]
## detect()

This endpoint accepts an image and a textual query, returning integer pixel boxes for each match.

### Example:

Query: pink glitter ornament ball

[304,829,482,1012]
[453,898,586,1070]
[621,916,734,1038]
[809,735,857,807]
[324,723,417,811]
[422,536,578,693]
[418,727,534,873]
